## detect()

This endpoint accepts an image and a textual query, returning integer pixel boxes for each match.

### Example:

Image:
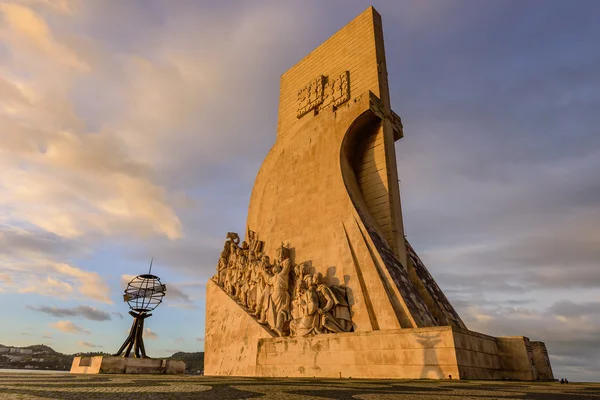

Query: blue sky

[0,0,599,381]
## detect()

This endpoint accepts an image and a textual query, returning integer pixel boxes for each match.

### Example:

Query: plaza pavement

[0,372,598,399]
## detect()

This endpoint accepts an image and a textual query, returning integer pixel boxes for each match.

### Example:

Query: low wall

[255,327,546,380]
[453,328,503,380]
[70,356,185,374]
[257,326,507,379]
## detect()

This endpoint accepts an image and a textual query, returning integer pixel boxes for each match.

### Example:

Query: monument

[204,6,554,380]
[71,264,185,374]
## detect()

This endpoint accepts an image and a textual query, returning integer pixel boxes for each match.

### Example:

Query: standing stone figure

[290,275,321,336]
[262,257,292,336]
[253,255,271,321]
[216,251,228,287]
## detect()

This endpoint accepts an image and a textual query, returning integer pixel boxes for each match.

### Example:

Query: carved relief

[213,232,353,337]
[297,71,350,118]
[332,70,350,107]
[297,75,325,118]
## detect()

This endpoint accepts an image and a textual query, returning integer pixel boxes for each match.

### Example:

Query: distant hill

[23,345,57,354]
[168,352,204,373]
[0,344,72,371]
[0,344,204,373]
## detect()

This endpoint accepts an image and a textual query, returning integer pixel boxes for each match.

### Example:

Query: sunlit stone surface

[204,6,553,380]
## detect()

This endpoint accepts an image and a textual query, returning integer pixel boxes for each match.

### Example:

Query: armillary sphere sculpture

[114,259,166,358]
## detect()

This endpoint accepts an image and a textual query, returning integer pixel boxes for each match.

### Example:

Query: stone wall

[452,329,503,380]
[496,336,538,380]
[204,279,274,376]
[531,341,554,380]
[256,326,460,379]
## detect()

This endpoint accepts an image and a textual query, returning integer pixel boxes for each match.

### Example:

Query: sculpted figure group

[214,232,353,337]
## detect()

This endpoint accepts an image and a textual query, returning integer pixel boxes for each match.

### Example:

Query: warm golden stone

[204,6,553,380]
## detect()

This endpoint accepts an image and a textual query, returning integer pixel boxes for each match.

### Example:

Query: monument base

[70,356,186,375]
[256,327,553,380]
[205,280,553,380]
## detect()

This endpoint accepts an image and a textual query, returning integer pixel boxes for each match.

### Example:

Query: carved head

[297,280,307,295]
[273,265,282,274]
[304,274,314,287]
[313,272,321,285]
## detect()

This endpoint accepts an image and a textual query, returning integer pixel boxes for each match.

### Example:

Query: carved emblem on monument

[213,232,353,337]
[297,71,350,118]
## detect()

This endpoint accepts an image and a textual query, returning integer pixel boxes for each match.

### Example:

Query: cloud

[0,227,84,259]
[77,341,103,349]
[0,226,112,303]
[111,312,124,320]
[22,0,75,15]
[196,337,204,342]
[174,337,185,344]
[49,320,90,334]
[0,2,87,70]
[164,282,201,310]
[120,274,137,288]
[5,261,112,304]
[449,295,600,381]
[27,305,111,321]
[0,3,184,242]
[548,300,600,319]
[143,328,157,340]
[19,276,74,298]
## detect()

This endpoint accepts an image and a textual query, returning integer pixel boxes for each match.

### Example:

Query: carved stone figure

[262,257,292,336]
[213,232,353,338]
[246,252,260,312]
[290,275,321,336]
[316,276,353,333]
[253,255,271,321]
[239,253,254,308]
[216,252,228,287]
[226,232,240,245]
[234,249,247,302]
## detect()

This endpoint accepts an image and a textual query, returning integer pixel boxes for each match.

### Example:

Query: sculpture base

[70,356,186,375]
[205,280,553,380]
[255,327,553,380]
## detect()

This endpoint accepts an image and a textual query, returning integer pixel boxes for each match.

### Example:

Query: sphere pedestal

[70,356,186,375]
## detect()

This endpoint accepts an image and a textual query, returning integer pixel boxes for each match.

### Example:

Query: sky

[0,0,598,381]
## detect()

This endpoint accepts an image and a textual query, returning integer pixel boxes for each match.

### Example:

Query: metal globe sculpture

[115,259,166,358]
[124,274,166,312]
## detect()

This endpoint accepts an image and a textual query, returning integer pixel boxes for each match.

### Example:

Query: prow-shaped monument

[204,6,554,380]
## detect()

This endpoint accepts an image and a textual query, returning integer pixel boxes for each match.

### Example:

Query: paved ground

[0,373,598,399]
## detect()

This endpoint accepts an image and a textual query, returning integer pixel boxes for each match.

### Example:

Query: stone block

[70,356,185,375]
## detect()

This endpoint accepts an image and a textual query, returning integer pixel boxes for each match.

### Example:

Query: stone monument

[71,265,185,374]
[204,6,554,380]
